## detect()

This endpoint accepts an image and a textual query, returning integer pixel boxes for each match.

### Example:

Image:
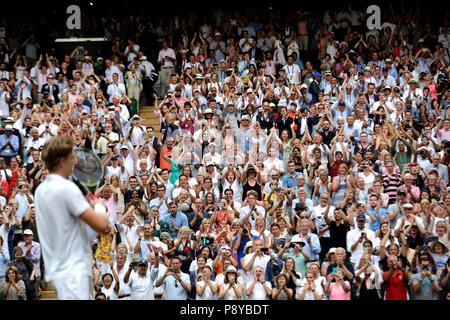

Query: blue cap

[313,72,322,78]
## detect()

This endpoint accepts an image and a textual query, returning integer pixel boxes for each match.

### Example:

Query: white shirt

[107,82,126,101]
[112,262,131,297]
[125,44,140,62]
[242,252,271,282]
[245,280,272,300]
[102,285,118,300]
[35,174,91,281]
[239,205,266,230]
[196,279,218,300]
[346,227,376,264]
[105,65,124,84]
[128,267,159,300]
[158,48,176,69]
[283,64,301,84]
[299,281,324,300]
[310,205,335,238]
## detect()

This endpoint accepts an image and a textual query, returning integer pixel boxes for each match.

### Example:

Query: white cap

[120,145,129,150]
[24,229,33,236]
[4,125,13,131]
[140,56,147,61]
[300,84,308,89]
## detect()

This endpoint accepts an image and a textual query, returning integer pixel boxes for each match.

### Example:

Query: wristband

[94,203,107,214]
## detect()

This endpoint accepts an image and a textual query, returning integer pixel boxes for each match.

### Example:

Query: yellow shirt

[94,232,114,263]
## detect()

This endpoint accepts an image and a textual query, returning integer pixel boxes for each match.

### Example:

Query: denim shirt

[0,246,10,277]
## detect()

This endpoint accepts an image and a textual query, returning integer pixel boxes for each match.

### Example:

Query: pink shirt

[103,196,118,223]
[403,184,420,203]
[437,128,450,142]
[329,281,351,300]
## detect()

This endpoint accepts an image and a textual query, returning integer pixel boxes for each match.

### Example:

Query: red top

[383,269,408,300]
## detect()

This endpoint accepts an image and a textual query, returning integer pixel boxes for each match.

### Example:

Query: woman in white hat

[430,240,449,272]
[218,266,242,300]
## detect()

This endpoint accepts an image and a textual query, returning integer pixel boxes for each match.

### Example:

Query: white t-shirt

[245,281,272,300]
[241,253,271,283]
[310,205,335,238]
[35,174,91,281]
[196,280,217,300]
[128,267,158,300]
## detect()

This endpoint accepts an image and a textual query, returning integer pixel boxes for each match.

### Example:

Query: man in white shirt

[124,259,159,300]
[105,59,124,84]
[283,55,302,84]
[241,239,271,282]
[112,253,131,299]
[155,257,191,300]
[239,191,265,229]
[156,41,176,99]
[245,266,272,300]
[346,213,376,265]
[107,74,126,102]
[38,113,58,142]
[34,135,109,300]
[125,39,140,63]
[239,31,253,53]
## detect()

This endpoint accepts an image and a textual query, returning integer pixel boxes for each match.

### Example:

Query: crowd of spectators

[0,3,450,300]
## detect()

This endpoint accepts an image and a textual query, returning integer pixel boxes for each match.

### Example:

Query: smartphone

[418,246,428,251]
[217,202,225,208]
[260,248,269,253]
[274,187,281,192]
[332,267,337,274]
[243,228,249,234]
[169,268,178,273]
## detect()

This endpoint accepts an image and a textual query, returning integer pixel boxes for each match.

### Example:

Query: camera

[243,228,249,234]
[202,236,214,247]
[260,248,269,253]
[274,187,281,192]
[217,202,225,208]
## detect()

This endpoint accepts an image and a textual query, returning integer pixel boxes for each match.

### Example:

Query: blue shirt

[282,172,300,189]
[149,197,169,217]
[0,246,9,277]
[161,212,188,238]
[234,234,258,269]
[0,133,19,157]
[368,207,388,232]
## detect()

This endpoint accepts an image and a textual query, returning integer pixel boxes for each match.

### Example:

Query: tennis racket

[71,147,104,200]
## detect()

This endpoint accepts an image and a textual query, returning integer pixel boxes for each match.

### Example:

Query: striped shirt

[382,173,403,205]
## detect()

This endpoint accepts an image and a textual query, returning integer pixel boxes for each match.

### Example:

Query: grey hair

[336,247,346,255]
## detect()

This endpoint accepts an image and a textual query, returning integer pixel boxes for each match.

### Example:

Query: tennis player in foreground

[35,135,109,300]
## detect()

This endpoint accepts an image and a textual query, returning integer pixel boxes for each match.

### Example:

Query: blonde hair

[41,135,74,171]
[177,226,192,239]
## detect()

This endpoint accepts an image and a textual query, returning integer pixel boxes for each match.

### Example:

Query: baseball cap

[241,115,250,121]
[313,72,322,78]
[269,103,276,108]
[195,74,203,79]
[215,32,221,36]
[220,245,231,252]
[4,125,13,131]
[120,145,129,150]
[97,57,104,61]
[356,214,367,221]
[131,114,141,120]
[136,260,148,267]
[160,222,170,232]
[385,59,393,63]
[300,83,308,89]
[364,66,372,72]
[24,229,33,236]
[4,117,14,123]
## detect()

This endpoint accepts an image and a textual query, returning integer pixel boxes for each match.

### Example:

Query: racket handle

[88,190,99,201]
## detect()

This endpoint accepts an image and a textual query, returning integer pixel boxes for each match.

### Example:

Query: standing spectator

[383,255,409,300]
[17,229,40,299]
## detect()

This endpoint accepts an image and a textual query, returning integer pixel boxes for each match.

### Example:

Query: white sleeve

[64,182,91,217]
